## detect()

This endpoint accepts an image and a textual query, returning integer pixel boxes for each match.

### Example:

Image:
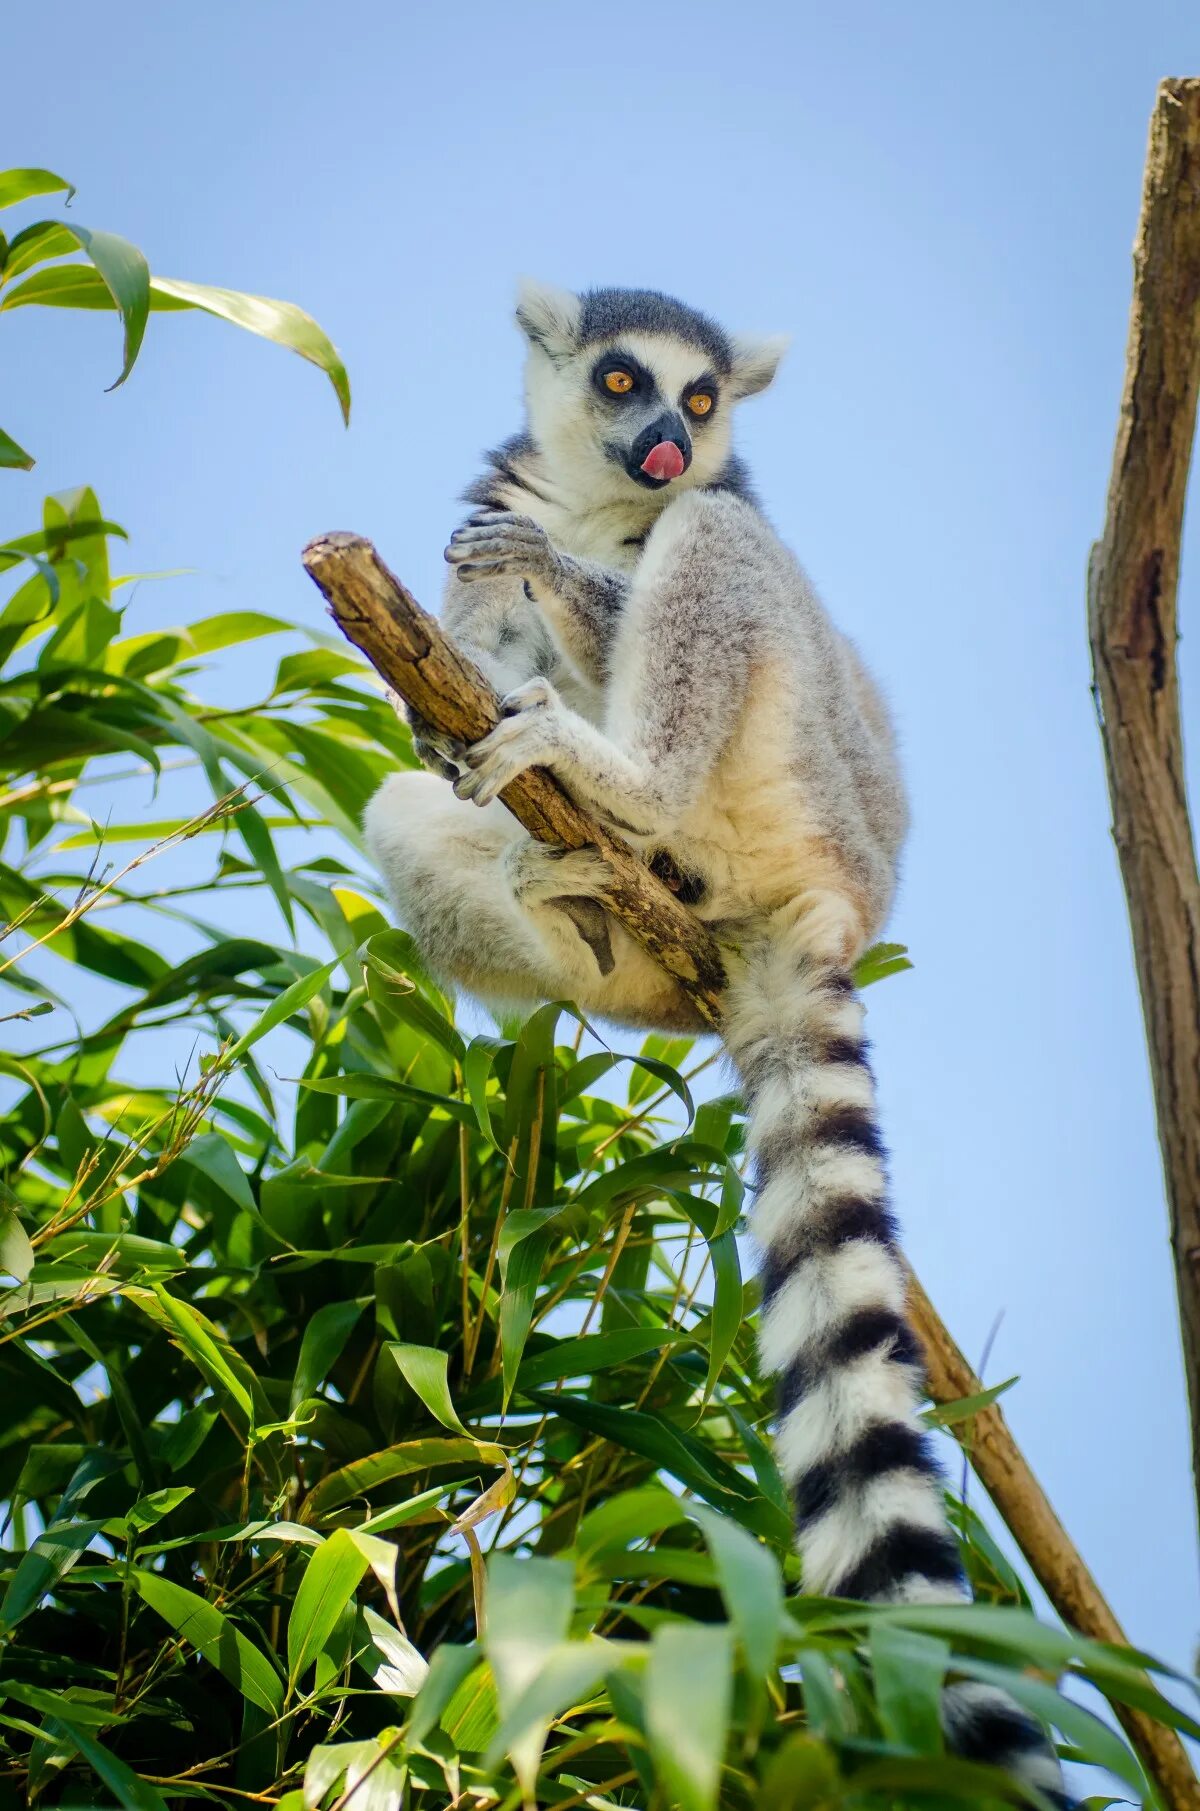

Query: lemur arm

[403,541,555,776]
[453,588,750,838]
[446,511,627,687]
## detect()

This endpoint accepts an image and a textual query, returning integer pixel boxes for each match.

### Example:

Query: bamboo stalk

[304,529,1197,1810]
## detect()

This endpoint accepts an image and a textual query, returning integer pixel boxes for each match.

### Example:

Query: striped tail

[725,930,1069,1806]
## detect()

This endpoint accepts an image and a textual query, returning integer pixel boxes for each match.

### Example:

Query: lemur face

[515,281,787,503]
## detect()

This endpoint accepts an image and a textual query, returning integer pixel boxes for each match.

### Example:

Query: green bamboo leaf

[484,1641,613,1775]
[0,1680,121,1726]
[691,1505,784,1693]
[922,1374,1018,1428]
[0,260,348,420]
[575,1485,691,1563]
[388,1342,470,1435]
[529,1390,790,1545]
[356,1605,429,1697]
[516,1327,689,1392]
[0,425,33,470]
[359,1482,457,1536]
[498,1224,553,1409]
[132,1571,283,1714]
[755,1733,842,1809]
[66,227,149,387]
[406,1644,480,1747]
[300,1072,476,1127]
[287,1527,371,1689]
[221,956,337,1065]
[55,1725,167,1811]
[301,1437,505,1521]
[646,1621,733,1811]
[484,1554,575,1797]
[1,220,79,282]
[463,1033,507,1147]
[627,1034,695,1111]
[133,1285,263,1430]
[179,1131,257,1214]
[702,1228,742,1401]
[869,1624,948,1752]
[1,233,150,388]
[0,1199,34,1282]
[853,940,913,987]
[149,276,350,422]
[185,609,293,653]
[0,169,74,211]
[291,1298,367,1410]
[0,1520,106,1631]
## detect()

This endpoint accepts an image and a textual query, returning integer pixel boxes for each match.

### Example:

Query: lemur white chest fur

[363,281,1071,1808]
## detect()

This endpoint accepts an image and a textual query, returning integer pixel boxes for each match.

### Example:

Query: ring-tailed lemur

[364,281,1069,1807]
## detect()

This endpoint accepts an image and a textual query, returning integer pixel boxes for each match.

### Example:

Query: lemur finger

[449,513,538,540]
[449,523,545,548]
[468,509,535,529]
[453,561,510,582]
[413,739,461,782]
[461,715,530,767]
[500,678,553,713]
[446,534,542,565]
[453,764,510,806]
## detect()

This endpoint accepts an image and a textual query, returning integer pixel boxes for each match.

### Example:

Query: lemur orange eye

[687,392,714,417]
[604,369,634,394]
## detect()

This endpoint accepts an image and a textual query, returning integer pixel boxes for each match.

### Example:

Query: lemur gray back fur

[363,281,1070,1809]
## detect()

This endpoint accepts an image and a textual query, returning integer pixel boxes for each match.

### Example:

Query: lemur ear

[515,278,582,359]
[728,333,790,398]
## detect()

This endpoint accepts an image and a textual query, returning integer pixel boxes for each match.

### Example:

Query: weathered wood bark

[1089,77,1200,1541]
[304,528,1197,1810]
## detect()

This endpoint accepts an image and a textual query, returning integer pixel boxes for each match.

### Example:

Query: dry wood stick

[1090,77,1200,1550]
[303,529,1196,1810]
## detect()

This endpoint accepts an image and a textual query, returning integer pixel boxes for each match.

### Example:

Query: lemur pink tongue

[640,441,686,481]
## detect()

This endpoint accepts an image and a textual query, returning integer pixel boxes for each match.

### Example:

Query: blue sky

[6,0,1200,1675]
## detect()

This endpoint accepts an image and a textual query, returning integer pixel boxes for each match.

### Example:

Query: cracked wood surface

[1089,78,1200,1552]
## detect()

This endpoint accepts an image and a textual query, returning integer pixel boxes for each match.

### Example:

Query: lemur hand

[453,677,562,806]
[390,690,467,782]
[445,511,562,589]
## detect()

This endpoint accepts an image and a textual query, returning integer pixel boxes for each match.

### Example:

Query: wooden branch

[303,532,725,1025]
[908,1264,1199,1809]
[304,528,1196,1810]
[1090,78,1200,1540]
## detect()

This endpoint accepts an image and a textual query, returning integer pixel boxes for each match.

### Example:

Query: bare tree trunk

[1089,77,1200,1536]
[305,528,1198,1811]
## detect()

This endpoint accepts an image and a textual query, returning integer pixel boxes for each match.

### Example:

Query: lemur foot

[505,840,616,975]
[445,511,560,588]
[453,678,561,805]
[505,839,613,906]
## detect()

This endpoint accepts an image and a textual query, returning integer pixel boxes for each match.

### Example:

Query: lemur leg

[363,772,700,1029]
[446,511,627,687]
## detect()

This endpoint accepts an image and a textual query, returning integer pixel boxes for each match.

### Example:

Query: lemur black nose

[629,413,692,486]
